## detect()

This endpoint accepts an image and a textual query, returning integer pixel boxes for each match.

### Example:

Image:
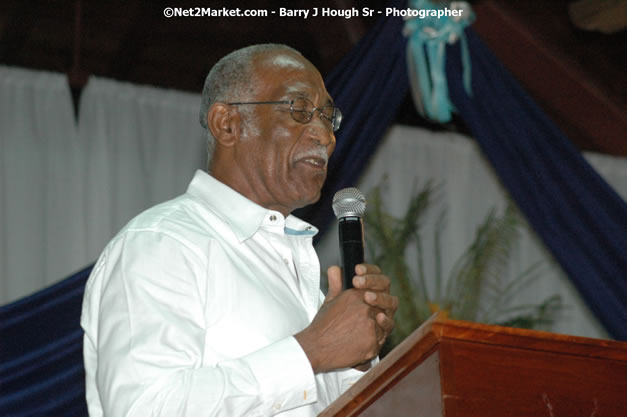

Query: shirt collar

[186,170,318,242]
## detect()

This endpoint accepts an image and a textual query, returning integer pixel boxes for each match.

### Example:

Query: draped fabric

[0,74,207,305]
[0,266,91,416]
[79,77,207,261]
[445,29,627,340]
[293,0,409,232]
[0,66,85,304]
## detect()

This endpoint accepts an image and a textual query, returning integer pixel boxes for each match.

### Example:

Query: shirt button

[269,215,277,221]
[283,258,289,264]
[273,401,282,410]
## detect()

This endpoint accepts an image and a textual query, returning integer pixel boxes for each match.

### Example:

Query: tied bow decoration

[403,0,475,123]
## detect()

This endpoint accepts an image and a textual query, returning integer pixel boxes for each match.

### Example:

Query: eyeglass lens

[290,98,342,131]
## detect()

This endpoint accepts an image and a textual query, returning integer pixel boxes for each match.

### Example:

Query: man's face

[231,51,337,215]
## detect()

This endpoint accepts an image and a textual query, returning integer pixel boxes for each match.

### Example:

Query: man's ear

[207,103,240,147]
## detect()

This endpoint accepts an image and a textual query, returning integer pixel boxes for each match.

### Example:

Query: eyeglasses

[228,97,343,132]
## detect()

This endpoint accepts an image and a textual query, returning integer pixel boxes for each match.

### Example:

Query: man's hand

[352,264,397,345]
[294,264,398,374]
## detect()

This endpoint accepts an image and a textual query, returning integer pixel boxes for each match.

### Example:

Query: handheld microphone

[332,188,367,290]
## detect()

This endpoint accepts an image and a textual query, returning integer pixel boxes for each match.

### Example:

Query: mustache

[294,147,329,166]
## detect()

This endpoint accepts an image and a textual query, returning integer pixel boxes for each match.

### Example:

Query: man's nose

[308,114,336,148]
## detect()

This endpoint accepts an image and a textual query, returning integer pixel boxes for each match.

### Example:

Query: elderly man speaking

[81,44,398,417]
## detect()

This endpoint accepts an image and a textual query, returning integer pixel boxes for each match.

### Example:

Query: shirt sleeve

[81,230,317,417]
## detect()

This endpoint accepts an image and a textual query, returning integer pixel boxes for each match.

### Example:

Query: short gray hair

[199,44,302,167]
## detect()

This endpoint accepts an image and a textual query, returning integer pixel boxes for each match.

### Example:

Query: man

[81,44,398,416]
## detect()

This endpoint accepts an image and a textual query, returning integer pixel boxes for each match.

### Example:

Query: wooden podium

[320,314,627,416]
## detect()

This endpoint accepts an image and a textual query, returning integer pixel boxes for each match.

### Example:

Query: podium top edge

[406,313,627,361]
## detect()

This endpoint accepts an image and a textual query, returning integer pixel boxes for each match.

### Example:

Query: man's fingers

[363,291,398,314]
[376,311,395,332]
[325,265,343,302]
[368,310,394,345]
[355,263,382,275]
[375,311,394,345]
[352,271,390,292]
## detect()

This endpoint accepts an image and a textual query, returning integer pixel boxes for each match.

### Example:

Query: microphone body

[338,216,364,289]
[332,188,367,290]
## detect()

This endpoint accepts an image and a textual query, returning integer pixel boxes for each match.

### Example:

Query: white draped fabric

[0,66,83,301]
[0,69,206,304]
[1,67,625,340]
[79,77,206,262]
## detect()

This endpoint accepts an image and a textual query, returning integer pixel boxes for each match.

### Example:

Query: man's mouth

[301,157,326,168]
[295,148,329,170]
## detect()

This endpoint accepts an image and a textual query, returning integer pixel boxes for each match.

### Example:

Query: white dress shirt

[81,170,366,416]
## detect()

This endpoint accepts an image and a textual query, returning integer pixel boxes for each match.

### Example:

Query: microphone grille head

[332,187,367,219]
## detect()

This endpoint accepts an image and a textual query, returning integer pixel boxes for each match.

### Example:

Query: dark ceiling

[0,0,389,91]
[0,0,625,154]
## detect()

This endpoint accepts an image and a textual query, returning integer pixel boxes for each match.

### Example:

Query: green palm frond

[445,204,521,321]
[364,183,563,350]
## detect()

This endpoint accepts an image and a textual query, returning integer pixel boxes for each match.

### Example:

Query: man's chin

[290,186,323,212]
[306,179,326,205]
[286,174,327,210]
[297,192,322,210]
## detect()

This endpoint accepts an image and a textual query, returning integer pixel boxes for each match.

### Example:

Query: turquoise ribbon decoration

[404,0,475,122]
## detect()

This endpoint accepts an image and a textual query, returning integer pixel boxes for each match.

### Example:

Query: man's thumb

[325,265,343,301]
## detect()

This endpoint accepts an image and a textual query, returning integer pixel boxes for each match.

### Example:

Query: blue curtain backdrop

[0,266,92,416]
[445,29,627,340]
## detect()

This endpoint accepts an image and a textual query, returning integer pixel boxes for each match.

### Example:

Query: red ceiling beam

[472,1,627,156]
